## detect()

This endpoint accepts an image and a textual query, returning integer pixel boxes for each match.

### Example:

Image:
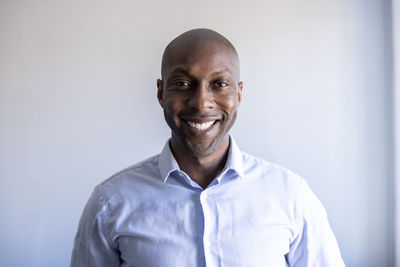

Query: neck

[170,136,230,189]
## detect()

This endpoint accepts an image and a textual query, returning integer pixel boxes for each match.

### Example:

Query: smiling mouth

[185,120,216,130]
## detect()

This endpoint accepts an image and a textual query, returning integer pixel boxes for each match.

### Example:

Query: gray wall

[0,0,394,266]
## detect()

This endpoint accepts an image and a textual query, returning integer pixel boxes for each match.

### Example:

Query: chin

[188,147,217,158]
[183,137,224,158]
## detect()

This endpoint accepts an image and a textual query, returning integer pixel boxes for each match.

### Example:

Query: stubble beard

[166,110,237,159]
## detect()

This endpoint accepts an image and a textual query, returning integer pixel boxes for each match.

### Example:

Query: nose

[187,83,214,111]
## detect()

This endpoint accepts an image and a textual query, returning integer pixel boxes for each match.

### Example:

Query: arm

[71,186,120,267]
[285,180,345,267]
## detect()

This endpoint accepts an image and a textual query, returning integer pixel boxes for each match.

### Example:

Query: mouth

[180,116,220,134]
[186,120,216,130]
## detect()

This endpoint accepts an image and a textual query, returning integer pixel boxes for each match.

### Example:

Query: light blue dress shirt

[71,137,345,267]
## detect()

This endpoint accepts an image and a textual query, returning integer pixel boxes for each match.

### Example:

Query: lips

[180,115,220,132]
[186,120,216,130]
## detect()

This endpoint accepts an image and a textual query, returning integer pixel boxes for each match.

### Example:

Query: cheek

[164,93,182,110]
[164,100,182,116]
[217,94,240,114]
[163,96,186,124]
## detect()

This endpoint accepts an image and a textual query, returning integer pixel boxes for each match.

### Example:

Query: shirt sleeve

[70,185,120,267]
[285,179,345,267]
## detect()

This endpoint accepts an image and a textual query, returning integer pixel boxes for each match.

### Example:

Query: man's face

[157,41,242,158]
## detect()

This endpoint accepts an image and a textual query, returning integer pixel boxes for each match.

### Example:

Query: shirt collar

[224,136,245,179]
[158,135,244,183]
[158,140,180,182]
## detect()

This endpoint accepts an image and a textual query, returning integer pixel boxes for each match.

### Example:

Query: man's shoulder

[105,154,160,181]
[94,154,162,198]
[239,150,315,212]
[240,150,306,188]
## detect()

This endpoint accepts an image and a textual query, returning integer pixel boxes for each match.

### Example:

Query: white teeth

[187,120,215,130]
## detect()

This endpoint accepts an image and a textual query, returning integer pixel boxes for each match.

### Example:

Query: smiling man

[71,29,345,267]
[157,32,242,189]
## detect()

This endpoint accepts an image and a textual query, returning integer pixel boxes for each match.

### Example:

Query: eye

[214,81,229,88]
[173,80,191,88]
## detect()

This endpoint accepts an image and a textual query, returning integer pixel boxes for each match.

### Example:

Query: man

[71,28,345,266]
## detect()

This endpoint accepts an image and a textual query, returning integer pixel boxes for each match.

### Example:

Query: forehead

[163,41,239,79]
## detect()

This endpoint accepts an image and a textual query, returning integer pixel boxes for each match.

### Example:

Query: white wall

[394,0,400,266]
[0,0,394,266]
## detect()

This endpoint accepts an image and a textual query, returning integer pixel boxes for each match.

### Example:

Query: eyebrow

[210,68,231,77]
[168,67,232,78]
[168,67,193,78]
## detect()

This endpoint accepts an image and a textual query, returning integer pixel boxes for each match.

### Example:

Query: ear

[237,81,243,104]
[157,79,164,107]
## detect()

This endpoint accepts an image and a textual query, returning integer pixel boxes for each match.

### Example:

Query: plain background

[0,0,397,266]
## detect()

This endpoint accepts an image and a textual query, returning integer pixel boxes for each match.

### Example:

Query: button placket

[200,191,217,266]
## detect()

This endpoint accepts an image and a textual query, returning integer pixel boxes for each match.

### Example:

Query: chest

[108,188,297,267]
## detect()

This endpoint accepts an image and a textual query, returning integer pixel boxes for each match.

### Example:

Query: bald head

[161,28,240,80]
[156,28,243,162]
